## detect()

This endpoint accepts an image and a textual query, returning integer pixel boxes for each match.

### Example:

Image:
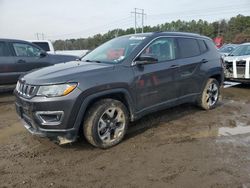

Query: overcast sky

[0,0,249,40]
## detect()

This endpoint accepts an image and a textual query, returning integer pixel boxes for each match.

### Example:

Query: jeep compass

[15,32,223,148]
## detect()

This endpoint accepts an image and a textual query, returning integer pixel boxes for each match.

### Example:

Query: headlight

[37,83,77,97]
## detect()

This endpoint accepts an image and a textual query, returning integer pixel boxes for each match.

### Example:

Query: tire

[83,99,129,149]
[198,78,220,110]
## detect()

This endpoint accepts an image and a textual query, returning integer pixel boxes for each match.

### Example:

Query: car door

[0,41,18,85]
[132,37,179,111]
[10,42,51,74]
[175,37,206,98]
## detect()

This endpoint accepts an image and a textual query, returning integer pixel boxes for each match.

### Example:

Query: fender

[72,88,136,132]
[206,67,224,84]
[200,67,224,94]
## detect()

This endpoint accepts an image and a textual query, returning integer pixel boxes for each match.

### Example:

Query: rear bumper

[225,78,250,83]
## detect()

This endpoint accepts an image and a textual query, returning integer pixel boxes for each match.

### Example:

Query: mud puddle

[219,122,250,136]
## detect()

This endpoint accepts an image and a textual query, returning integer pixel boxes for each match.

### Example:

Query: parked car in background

[15,32,223,148]
[29,40,55,54]
[223,43,250,82]
[0,38,79,85]
[29,40,89,57]
[218,44,239,56]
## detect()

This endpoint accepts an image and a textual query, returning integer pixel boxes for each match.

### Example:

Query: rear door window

[0,42,11,57]
[177,38,200,58]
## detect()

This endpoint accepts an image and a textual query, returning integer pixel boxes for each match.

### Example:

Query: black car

[15,32,224,148]
[0,39,78,85]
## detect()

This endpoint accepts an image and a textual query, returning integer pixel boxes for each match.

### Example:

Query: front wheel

[198,78,220,110]
[84,99,129,149]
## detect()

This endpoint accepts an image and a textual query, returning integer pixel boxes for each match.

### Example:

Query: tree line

[53,14,250,50]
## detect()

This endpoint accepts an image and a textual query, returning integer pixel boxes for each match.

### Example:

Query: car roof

[240,42,250,46]
[28,40,52,43]
[0,38,31,43]
[123,31,211,40]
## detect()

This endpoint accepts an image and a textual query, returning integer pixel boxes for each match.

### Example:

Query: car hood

[224,55,250,62]
[47,53,78,62]
[21,61,115,85]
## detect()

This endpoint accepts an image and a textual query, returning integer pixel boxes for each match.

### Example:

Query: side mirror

[135,54,158,65]
[39,51,47,58]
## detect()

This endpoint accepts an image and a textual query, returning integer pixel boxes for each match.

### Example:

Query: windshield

[219,45,236,53]
[230,45,250,56]
[81,35,148,63]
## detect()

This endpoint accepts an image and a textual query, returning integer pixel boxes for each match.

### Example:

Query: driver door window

[13,43,41,57]
[141,38,177,62]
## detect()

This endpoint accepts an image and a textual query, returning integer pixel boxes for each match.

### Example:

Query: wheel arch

[72,88,135,135]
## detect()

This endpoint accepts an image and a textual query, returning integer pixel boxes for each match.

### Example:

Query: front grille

[16,81,38,98]
[236,60,246,67]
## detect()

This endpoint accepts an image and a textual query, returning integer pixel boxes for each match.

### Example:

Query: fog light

[35,111,64,126]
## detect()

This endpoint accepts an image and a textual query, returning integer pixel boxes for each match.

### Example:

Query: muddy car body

[223,43,250,83]
[15,32,223,148]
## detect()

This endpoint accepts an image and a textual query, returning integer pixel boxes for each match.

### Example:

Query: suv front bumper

[14,88,83,144]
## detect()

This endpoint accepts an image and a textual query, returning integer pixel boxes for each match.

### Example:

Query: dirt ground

[0,85,250,188]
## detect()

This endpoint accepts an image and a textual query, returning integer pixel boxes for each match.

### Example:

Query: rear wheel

[198,78,220,110]
[84,99,129,149]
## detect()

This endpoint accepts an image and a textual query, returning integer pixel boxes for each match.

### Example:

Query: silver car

[223,43,250,82]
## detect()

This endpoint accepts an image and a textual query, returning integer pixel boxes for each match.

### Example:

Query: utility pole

[35,33,39,40]
[35,33,45,40]
[142,9,144,33]
[131,8,146,34]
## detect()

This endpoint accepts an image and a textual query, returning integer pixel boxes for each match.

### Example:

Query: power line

[47,2,248,40]
[47,16,131,39]
[148,4,249,19]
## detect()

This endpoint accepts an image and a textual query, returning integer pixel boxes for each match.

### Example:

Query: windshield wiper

[85,59,101,63]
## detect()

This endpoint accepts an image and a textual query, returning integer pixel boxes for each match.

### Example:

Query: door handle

[17,59,26,63]
[200,59,208,64]
[170,64,180,68]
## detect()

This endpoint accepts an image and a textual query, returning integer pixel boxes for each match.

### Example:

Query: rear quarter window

[197,39,208,53]
[177,38,200,58]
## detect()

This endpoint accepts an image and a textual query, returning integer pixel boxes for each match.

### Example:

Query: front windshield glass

[81,35,148,63]
[230,45,250,56]
[219,46,236,53]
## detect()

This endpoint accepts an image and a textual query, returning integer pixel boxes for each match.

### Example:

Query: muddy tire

[83,99,129,149]
[198,78,220,110]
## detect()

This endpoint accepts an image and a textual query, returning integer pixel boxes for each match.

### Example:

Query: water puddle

[159,121,250,143]
[219,122,250,136]
[223,81,241,88]
[192,121,250,140]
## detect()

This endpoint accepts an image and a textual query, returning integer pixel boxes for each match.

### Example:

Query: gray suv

[15,32,223,148]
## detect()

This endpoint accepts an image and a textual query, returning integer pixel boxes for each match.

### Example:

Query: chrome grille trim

[16,81,37,98]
